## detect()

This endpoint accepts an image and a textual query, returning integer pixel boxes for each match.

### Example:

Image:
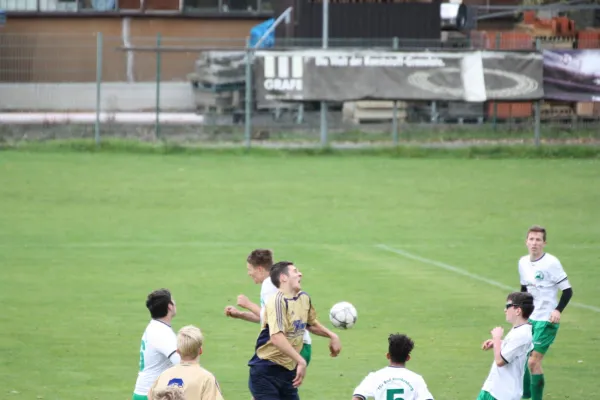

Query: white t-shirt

[518,252,570,321]
[482,324,534,400]
[260,277,312,344]
[133,319,181,395]
[352,366,434,400]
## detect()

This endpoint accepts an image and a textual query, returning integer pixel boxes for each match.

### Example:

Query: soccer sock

[531,374,545,400]
[522,367,531,399]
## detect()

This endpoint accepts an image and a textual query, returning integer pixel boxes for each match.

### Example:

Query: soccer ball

[329,301,357,329]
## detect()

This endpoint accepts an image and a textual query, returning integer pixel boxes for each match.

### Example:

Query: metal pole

[155,33,162,140]
[492,32,500,131]
[534,37,541,147]
[320,0,329,148]
[244,37,253,149]
[392,37,399,146]
[95,32,103,145]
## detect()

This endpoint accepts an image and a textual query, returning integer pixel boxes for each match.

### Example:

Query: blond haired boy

[148,325,224,400]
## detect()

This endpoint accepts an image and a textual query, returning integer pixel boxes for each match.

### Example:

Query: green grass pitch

[1,151,599,400]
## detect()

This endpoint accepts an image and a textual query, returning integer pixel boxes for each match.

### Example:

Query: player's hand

[491,327,504,340]
[237,294,251,310]
[329,334,342,357]
[293,359,307,388]
[481,339,494,350]
[224,305,239,318]
[549,309,561,324]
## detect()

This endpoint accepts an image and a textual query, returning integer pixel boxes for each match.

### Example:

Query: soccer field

[1,151,599,400]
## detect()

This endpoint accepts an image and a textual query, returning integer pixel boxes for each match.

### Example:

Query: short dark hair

[270,261,293,288]
[388,333,414,364]
[507,292,535,319]
[247,249,274,271]
[146,288,173,319]
[527,225,547,241]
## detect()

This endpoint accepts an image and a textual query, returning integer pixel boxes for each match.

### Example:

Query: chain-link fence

[1,32,599,148]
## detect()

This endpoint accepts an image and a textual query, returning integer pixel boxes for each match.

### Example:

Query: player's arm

[550,260,574,322]
[237,294,263,318]
[351,373,375,400]
[306,301,342,357]
[492,339,506,367]
[225,305,261,323]
[519,261,528,293]
[553,264,573,313]
[490,327,506,366]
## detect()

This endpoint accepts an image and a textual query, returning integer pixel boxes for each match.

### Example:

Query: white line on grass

[376,244,600,314]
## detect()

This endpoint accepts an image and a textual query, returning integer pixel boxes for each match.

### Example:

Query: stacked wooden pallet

[576,102,600,118]
[342,101,407,124]
[187,51,247,114]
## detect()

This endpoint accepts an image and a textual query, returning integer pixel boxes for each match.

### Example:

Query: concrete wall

[0,82,195,111]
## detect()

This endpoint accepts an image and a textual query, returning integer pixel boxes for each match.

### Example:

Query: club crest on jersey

[535,271,544,280]
[167,378,184,387]
[292,319,306,332]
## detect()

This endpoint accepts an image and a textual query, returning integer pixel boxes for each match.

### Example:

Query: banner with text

[254,50,544,102]
[543,49,600,102]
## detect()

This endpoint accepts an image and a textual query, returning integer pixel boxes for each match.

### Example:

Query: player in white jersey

[518,226,573,400]
[477,292,534,400]
[133,288,181,400]
[352,333,434,400]
[225,249,313,364]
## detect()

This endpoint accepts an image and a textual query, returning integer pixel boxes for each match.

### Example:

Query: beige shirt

[149,362,224,400]
[253,291,317,370]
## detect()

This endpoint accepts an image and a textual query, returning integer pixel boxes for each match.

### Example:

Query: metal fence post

[244,37,252,149]
[320,0,329,148]
[95,32,103,145]
[155,33,162,140]
[534,37,542,147]
[492,32,501,131]
[392,36,399,146]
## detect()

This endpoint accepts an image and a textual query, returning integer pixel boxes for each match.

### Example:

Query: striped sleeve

[266,291,287,336]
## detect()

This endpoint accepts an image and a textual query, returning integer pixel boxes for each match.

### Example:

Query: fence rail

[1,33,600,148]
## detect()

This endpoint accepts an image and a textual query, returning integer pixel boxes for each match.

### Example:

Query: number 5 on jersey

[139,340,146,371]
[388,388,404,400]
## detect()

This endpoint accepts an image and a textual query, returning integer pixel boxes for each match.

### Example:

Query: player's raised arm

[305,300,342,357]
[224,304,260,323]
[225,249,276,324]
[237,294,262,317]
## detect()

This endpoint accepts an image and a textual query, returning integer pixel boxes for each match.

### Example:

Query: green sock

[531,374,545,400]
[522,367,531,399]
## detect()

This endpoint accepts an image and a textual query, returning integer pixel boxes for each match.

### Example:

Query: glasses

[505,303,521,310]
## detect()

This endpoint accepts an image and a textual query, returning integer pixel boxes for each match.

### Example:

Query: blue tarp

[249,18,275,49]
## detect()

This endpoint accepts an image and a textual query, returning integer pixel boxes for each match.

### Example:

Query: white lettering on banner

[262,55,304,92]
[264,78,303,91]
[313,55,446,68]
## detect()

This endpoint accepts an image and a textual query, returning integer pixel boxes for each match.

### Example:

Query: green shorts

[132,394,147,400]
[529,319,560,354]
[476,390,497,400]
[300,343,312,366]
